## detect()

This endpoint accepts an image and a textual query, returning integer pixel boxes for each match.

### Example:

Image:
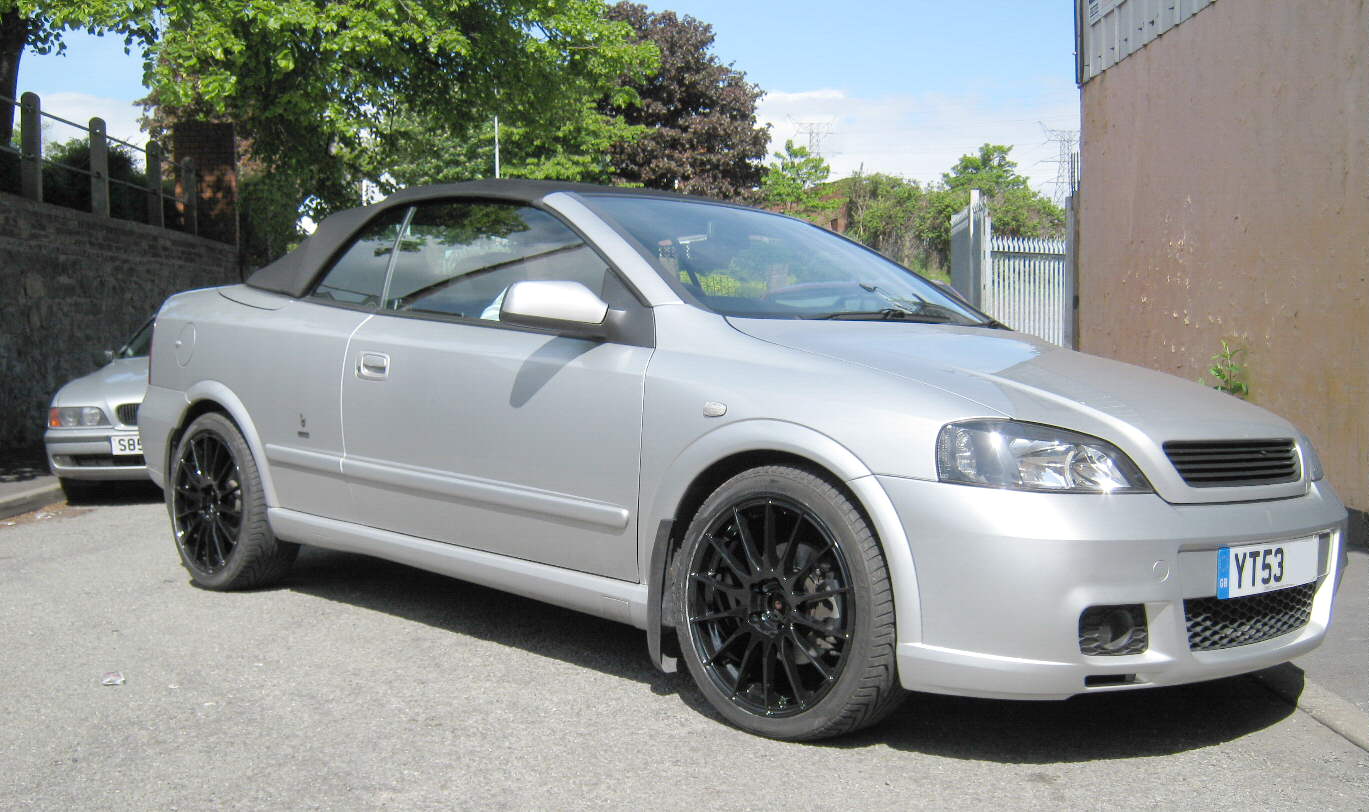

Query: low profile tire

[674,465,904,740]
[168,412,297,590]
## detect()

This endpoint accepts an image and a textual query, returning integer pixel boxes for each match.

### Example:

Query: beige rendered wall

[1078,0,1369,508]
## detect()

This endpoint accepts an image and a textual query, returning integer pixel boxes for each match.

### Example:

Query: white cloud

[766,89,849,104]
[758,87,1080,197]
[36,92,146,152]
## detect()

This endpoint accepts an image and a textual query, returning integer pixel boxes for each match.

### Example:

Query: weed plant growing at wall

[1203,339,1250,398]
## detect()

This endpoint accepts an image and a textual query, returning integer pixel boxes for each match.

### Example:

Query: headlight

[937,420,1151,493]
[1298,434,1324,482]
[48,406,110,428]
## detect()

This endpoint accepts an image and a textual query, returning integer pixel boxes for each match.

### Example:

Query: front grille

[115,403,140,426]
[1184,582,1316,651]
[1163,439,1299,487]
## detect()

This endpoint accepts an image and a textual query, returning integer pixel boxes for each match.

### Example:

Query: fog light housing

[1079,604,1148,656]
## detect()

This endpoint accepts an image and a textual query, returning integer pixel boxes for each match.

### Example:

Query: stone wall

[0,192,241,452]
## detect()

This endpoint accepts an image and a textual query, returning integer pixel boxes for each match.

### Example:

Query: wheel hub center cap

[749,580,789,636]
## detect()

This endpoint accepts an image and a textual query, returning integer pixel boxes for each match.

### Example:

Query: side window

[310,208,409,306]
[383,201,610,320]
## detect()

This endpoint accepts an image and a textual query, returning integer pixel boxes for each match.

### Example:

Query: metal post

[89,117,110,217]
[146,140,164,227]
[19,91,41,202]
[978,193,993,310]
[180,156,198,235]
[965,188,985,310]
[493,115,501,179]
[1065,192,1080,349]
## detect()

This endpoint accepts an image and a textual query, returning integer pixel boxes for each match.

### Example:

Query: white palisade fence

[982,235,1069,346]
[950,192,1074,347]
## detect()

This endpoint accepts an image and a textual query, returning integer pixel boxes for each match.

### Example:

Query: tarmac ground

[2,447,1366,762]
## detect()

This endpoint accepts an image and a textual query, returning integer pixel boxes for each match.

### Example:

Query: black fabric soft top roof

[244,178,718,299]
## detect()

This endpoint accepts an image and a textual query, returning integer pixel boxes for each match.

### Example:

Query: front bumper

[44,428,149,481]
[878,475,1347,700]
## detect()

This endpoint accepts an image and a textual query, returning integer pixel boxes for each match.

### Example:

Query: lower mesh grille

[1184,583,1316,651]
[60,454,146,467]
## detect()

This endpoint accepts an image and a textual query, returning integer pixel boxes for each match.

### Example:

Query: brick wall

[0,192,240,452]
[173,121,238,246]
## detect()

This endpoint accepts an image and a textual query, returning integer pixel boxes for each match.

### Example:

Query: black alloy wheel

[675,465,904,740]
[173,429,244,574]
[168,412,297,590]
[685,496,854,717]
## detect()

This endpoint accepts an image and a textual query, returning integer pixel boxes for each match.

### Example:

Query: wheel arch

[167,381,279,507]
[643,420,922,673]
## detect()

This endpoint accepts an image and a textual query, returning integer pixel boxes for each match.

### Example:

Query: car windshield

[584,195,990,325]
[117,319,153,358]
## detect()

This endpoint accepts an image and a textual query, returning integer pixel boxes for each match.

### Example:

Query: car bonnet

[52,357,150,409]
[725,318,1304,492]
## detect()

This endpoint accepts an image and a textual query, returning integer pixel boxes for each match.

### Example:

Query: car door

[243,207,408,522]
[339,200,652,581]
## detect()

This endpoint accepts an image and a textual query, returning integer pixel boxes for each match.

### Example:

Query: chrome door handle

[356,351,390,380]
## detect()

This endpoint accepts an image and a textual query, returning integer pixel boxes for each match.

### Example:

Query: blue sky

[18,0,1079,193]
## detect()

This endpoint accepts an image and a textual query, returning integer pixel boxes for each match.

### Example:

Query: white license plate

[1217,537,1318,599]
[110,434,143,456]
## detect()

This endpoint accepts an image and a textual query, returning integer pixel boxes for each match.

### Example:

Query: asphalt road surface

[3,489,1367,810]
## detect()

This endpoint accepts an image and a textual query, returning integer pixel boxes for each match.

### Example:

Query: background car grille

[1183,582,1316,651]
[115,403,140,426]
[1163,439,1299,487]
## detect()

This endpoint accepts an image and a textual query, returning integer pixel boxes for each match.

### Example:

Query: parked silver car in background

[140,180,1347,741]
[46,319,151,499]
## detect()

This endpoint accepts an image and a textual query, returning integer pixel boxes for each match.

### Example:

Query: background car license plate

[111,434,142,455]
[1217,537,1318,599]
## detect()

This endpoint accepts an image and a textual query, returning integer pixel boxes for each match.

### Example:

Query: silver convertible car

[141,180,1347,740]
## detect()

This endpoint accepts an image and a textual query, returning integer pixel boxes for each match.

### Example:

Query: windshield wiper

[857,283,924,313]
[809,309,954,322]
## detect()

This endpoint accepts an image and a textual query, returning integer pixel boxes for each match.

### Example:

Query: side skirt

[268,508,649,629]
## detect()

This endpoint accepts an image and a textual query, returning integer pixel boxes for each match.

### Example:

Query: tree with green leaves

[834,145,1064,276]
[29,0,656,219]
[2,2,157,143]
[375,100,645,194]
[761,140,833,211]
[1,4,64,143]
[844,172,928,270]
[601,3,768,201]
[919,143,1065,265]
[941,143,1029,194]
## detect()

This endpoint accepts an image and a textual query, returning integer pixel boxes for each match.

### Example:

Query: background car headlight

[937,420,1151,493]
[49,406,110,428]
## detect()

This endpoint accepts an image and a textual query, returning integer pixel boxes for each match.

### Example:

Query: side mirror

[499,280,611,338]
[96,349,115,366]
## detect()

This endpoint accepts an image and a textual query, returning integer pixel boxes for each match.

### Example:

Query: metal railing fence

[1,91,197,233]
[983,235,1069,346]
[949,191,1075,347]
